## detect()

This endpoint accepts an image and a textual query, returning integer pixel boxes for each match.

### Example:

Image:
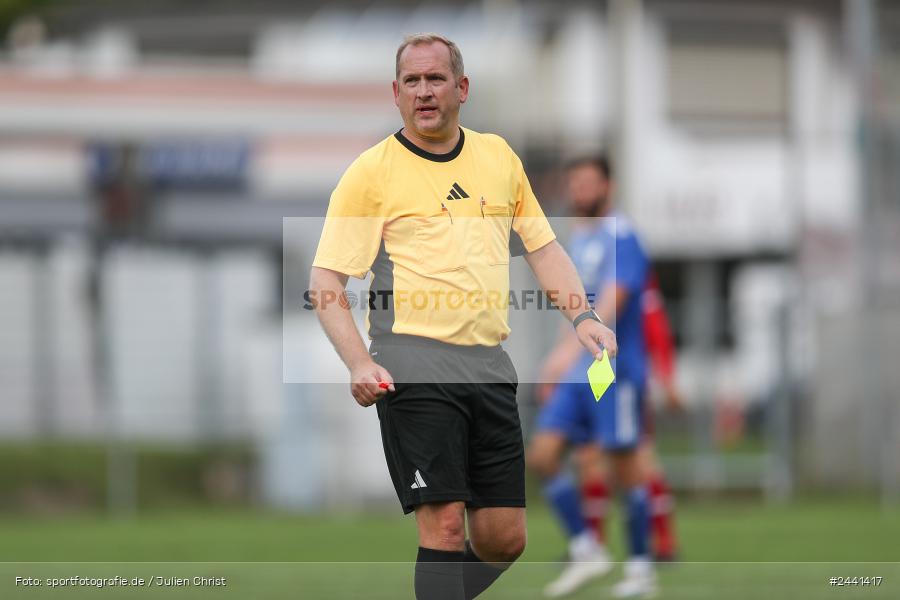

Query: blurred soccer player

[527,155,657,598]
[579,272,681,562]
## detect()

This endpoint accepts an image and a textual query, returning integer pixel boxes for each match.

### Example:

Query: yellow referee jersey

[312,127,556,346]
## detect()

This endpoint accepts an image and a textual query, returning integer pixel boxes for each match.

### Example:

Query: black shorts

[371,334,525,514]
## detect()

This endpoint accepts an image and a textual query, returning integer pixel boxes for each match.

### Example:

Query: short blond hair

[395,33,464,81]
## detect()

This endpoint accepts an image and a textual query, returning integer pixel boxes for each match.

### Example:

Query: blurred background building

[0,0,898,514]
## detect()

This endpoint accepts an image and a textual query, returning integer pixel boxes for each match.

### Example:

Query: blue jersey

[566,212,649,385]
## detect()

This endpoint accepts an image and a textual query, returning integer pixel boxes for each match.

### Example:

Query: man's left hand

[574,319,618,362]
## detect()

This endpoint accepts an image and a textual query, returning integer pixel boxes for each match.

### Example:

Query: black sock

[462,541,507,600]
[415,546,465,600]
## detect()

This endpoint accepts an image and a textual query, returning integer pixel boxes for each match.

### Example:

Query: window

[666,21,788,131]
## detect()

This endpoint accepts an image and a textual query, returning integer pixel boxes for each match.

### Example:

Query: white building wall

[0,252,38,438]
[48,236,100,436]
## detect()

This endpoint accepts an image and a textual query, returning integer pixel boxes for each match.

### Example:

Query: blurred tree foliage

[0,0,54,35]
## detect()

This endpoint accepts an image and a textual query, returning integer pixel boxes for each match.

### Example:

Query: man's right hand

[350,360,395,407]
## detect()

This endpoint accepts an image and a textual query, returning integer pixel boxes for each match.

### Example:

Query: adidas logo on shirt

[410,470,427,489]
[445,182,469,201]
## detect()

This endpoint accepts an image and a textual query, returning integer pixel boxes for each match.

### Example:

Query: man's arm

[308,266,394,407]
[593,283,628,325]
[540,284,627,383]
[535,320,583,402]
[524,240,618,360]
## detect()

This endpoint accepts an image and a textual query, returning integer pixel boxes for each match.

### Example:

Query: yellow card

[587,349,615,402]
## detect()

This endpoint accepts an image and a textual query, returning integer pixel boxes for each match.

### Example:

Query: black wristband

[572,309,602,330]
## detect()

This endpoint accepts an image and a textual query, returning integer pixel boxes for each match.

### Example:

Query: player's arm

[524,240,617,360]
[594,283,629,325]
[642,275,683,410]
[542,321,584,373]
[535,321,584,402]
[309,266,394,407]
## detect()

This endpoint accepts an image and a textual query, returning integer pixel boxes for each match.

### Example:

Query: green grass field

[2,497,898,599]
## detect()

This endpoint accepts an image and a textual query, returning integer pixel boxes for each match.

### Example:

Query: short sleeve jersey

[313,127,556,347]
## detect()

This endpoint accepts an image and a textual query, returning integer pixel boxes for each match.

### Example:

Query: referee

[309,33,617,600]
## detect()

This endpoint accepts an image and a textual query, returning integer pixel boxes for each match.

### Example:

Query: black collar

[394,127,465,162]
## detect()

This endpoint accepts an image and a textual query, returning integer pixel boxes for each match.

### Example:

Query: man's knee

[416,503,466,549]
[574,443,606,482]
[431,511,466,546]
[500,531,527,562]
[475,529,526,563]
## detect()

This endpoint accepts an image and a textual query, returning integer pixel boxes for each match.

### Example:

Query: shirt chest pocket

[414,212,466,274]
[481,204,512,265]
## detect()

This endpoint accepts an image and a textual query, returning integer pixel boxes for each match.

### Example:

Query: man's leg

[528,379,596,552]
[527,433,591,545]
[372,341,476,600]
[460,349,528,598]
[610,450,651,558]
[574,444,609,543]
[414,501,467,600]
[609,449,656,598]
[463,506,526,599]
[598,380,656,598]
[527,432,612,598]
[638,441,678,560]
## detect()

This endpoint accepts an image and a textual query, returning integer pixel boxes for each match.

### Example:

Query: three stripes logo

[410,470,427,489]
[445,182,469,201]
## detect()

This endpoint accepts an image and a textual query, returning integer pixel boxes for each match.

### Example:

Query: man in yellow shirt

[309,33,617,600]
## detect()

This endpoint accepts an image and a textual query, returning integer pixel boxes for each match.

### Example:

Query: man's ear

[457,75,469,104]
[392,80,400,107]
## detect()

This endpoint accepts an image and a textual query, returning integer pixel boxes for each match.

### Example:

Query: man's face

[393,42,468,140]
[567,164,612,217]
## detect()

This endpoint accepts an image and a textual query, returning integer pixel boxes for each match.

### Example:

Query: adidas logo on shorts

[410,470,427,489]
